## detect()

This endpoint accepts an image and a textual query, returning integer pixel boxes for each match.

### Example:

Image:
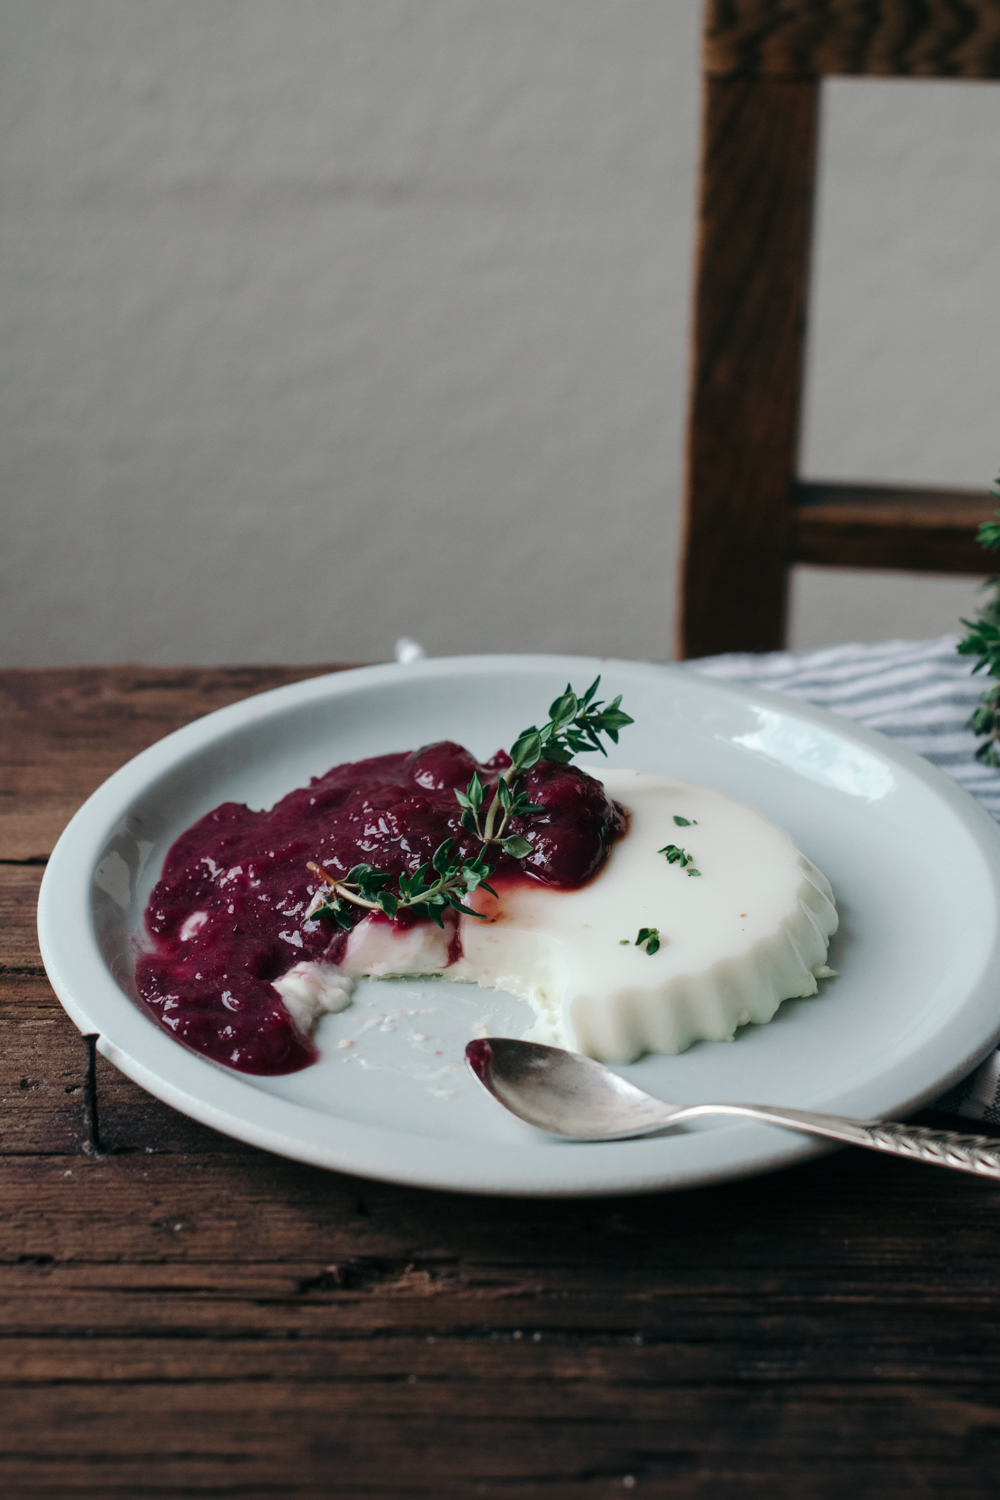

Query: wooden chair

[678,0,1000,658]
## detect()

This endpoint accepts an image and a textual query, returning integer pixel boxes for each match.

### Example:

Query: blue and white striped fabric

[689,635,1000,1123]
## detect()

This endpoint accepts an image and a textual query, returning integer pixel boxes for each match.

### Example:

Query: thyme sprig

[307,845,497,931]
[453,769,541,859]
[507,677,634,769]
[958,474,1000,767]
[455,676,633,855]
[307,677,634,931]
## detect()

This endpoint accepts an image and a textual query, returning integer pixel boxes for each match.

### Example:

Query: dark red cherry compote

[136,742,627,1074]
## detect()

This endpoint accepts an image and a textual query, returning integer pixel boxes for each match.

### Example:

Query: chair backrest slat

[706,0,1000,81]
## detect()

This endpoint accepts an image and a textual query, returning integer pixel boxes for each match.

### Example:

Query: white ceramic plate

[37,655,1000,1197]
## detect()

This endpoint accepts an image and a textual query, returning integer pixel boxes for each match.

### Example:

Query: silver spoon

[465,1038,1000,1179]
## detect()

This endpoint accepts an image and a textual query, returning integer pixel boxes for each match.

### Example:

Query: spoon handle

[851,1120,1000,1177]
[685,1104,1000,1178]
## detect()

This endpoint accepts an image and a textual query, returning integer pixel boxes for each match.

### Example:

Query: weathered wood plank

[0,1466,990,1500]
[680,77,816,656]
[0,975,248,1156]
[1,1381,998,1451]
[0,863,43,969]
[0,1390,998,1500]
[1,1275,1000,1347]
[705,0,1000,80]
[4,1331,1000,1386]
[0,665,351,861]
[2,1128,999,1273]
[0,1468,993,1500]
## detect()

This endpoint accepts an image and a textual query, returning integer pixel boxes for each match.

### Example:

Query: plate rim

[37,652,1000,1197]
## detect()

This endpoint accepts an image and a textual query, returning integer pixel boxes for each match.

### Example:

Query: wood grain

[793,482,998,572]
[705,0,1000,80]
[0,665,347,861]
[0,865,43,970]
[5,667,1000,1498]
[680,77,817,657]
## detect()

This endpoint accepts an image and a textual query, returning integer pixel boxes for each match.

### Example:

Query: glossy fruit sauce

[136,742,627,1074]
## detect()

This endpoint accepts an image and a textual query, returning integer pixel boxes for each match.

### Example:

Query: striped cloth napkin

[689,635,1000,1123]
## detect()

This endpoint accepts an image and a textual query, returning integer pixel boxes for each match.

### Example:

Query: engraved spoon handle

[852,1120,1000,1177]
[673,1103,1000,1178]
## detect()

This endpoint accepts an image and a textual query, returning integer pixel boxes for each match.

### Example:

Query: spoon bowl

[465,1036,682,1140]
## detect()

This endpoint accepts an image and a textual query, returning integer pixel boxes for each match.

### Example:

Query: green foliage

[507,677,634,772]
[456,675,633,851]
[958,474,1000,768]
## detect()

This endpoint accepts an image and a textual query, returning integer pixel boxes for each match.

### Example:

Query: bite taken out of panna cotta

[322,769,838,1064]
[137,728,837,1075]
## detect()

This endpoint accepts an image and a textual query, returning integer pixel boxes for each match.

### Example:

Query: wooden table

[4,666,1000,1499]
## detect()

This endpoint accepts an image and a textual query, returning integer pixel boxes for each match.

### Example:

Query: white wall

[1,2,998,666]
[793,76,1000,651]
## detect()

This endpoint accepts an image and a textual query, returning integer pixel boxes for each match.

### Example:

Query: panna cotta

[136,738,837,1074]
[305,769,838,1064]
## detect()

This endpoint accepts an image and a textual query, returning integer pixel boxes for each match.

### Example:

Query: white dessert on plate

[277,769,838,1064]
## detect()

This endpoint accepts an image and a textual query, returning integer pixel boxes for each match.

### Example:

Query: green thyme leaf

[547,687,578,728]
[501,835,533,858]
[672,815,696,827]
[659,843,697,871]
[432,838,455,876]
[635,927,661,955]
[509,727,543,772]
[416,902,446,928]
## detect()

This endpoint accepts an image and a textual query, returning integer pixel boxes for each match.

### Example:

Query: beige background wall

[2,1,998,666]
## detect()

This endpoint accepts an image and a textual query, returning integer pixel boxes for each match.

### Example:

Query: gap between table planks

[2,666,1000,1499]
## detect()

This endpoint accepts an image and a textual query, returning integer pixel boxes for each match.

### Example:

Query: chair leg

[679,77,818,658]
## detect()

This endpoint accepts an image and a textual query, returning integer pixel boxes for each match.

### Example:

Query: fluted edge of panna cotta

[556,854,836,1063]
